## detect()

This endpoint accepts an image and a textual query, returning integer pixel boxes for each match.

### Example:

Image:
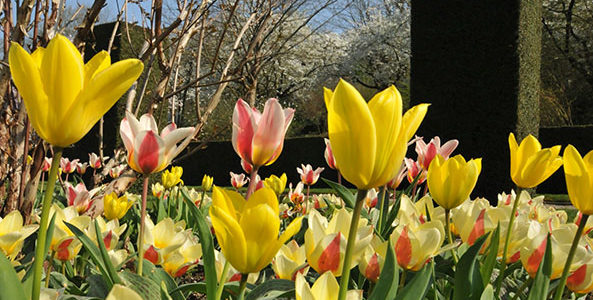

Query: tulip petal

[564,145,593,214]
[252,99,286,167]
[84,51,111,84]
[310,271,339,300]
[132,131,164,174]
[232,99,256,164]
[210,206,247,272]
[240,203,279,272]
[328,79,376,189]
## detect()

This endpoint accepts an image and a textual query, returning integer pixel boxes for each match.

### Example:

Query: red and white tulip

[297,164,324,186]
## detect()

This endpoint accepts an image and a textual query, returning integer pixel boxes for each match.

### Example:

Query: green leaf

[369,240,399,300]
[86,274,111,298]
[0,252,26,300]
[169,282,207,295]
[480,224,500,285]
[94,220,122,284]
[181,188,217,300]
[120,270,160,299]
[453,233,488,300]
[160,281,173,300]
[23,214,56,282]
[321,178,355,208]
[527,234,552,300]
[246,279,294,300]
[395,261,433,300]
[64,222,112,287]
[480,284,495,300]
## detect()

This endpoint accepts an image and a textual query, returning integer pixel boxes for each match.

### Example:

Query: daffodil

[162,166,184,189]
[209,186,303,274]
[8,35,143,147]
[325,79,428,190]
[508,133,562,189]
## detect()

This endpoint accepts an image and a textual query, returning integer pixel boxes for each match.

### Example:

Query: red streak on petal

[144,245,159,264]
[467,209,486,245]
[527,236,548,275]
[509,251,521,263]
[137,131,160,174]
[56,239,74,261]
[365,253,381,282]
[103,230,113,249]
[567,264,587,287]
[229,273,242,282]
[318,233,341,273]
[395,226,412,269]
[175,265,191,278]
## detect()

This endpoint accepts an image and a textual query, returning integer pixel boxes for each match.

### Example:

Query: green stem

[198,190,206,209]
[378,185,387,231]
[45,251,56,288]
[215,261,230,300]
[137,176,149,276]
[552,214,589,300]
[32,148,62,300]
[444,209,458,263]
[399,269,407,290]
[237,273,248,300]
[496,188,522,295]
[337,189,367,300]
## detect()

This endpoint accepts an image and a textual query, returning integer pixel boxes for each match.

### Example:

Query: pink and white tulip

[42,157,52,172]
[232,98,294,168]
[60,158,79,174]
[65,182,95,214]
[108,165,126,179]
[404,158,426,184]
[387,163,407,189]
[120,111,194,175]
[76,162,89,175]
[324,138,338,170]
[230,172,249,189]
[297,164,324,186]
[89,153,108,169]
[415,136,459,170]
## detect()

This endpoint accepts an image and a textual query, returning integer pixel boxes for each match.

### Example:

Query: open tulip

[89,153,107,169]
[427,155,482,210]
[162,166,184,189]
[415,136,459,170]
[567,253,593,294]
[295,272,362,300]
[232,98,294,168]
[103,192,134,220]
[272,240,308,280]
[86,217,127,251]
[162,232,202,278]
[65,182,96,214]
[230,172,249,189]
[325,79,428,190]
[358,235,388,282]
[0,211,38,260]
[297,164,324,186]
[264,173,287,196]
[391,219,445,271]
[209,186,303,274]
[8,34,143,147]
[563,145,593,215]
[49,205,91,261]
[142,218,187,265]
[120,111,194,175]
[60,158,78,174]
[508,133,562,188]
[76,162,89,175]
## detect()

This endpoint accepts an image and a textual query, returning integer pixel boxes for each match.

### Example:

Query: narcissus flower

[427,155,482,210]
[508,133,562,188]
[8,34,143,147]
[103,192,134,220]
[209,186,303,274]
[202,174,213,191]
[272,240,308,280]
[120,111,194,175]
[232,98,294,168]
[264,173,287,196]
[325,79,428,189]
[297,164,324,186]
[162,166,184,189]
[304,208,373,276]
[295,271,362,300]
[0,211,38,260]
[563,145,593,215]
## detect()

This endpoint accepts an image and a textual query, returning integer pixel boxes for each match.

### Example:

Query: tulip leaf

[120,270,161,300]
[93,220,123,285]
[480,224,500,285]
[245,279,294,300]
[369,240,399,300]
[181,189,217,300]
[395,261,433,300]
[64,222,113,287]
[169,282,207,295]
[527,234,552,300]
[0,252,26,300]
[321,178,355,208]
[453,233,488,300]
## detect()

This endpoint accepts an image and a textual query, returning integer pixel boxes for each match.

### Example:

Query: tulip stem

[246,167,259,200]
[496,188,522,295]
[199,190,206,209]
[306,185,310,212]
[32,148,62,300]
[338,189,367,300]
[45,251,56,288]
[215,261,230,300]
[238,273,248,300]
[444,209,458,264]
[378,185,387,231]
[399,269,407,289]
[552,213,589,300]
[137,176,149,276]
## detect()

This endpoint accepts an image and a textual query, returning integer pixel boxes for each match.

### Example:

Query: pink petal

[439,139,459,159]
[232,99,256,164]
[251,98,286,166]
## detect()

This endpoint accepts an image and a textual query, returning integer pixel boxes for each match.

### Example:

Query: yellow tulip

[162,232,202,278]
[214,250,259,283]
[508,133,562,188]
[427,154,482,210]
[391,219,445,271]
[295,271,362,300]
[209,186,303,274]
[49,204,91,255]
[0,211,38,260]
[103,192,134,220]
[162,166,184,189]
[202,174,214,191]
[325,79,428,189]
[264,173,288,196]
[563,145,593,215]
[8,35,143,147]
[272,240,308,280]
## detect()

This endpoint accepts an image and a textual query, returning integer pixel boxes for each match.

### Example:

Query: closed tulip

[295,272,362,300]
[325,79,428,189]
[103,192,134,220]
[8,35,143,147]
[358,235,388,282]
[232,98,294,168]
[508,133,562,188]
[209,186,303,274]
[563,145,593,215]
[120,111,194,175]
[0,211,38,260]
[202,174,214,191]
[264,173,288,196]
[427,154,482,210]
[324,138,338,170]
[162,166,184,189]
[272,240,308,280]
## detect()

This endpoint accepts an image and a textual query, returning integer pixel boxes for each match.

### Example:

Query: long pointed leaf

[64,222,113,287]
[94,220,122,284]
[0,253,26,300]
[480,224,500,285]
[395,261,433,300]
[321,178,355,208]
[453,233,489,300]
[369,240,399,300]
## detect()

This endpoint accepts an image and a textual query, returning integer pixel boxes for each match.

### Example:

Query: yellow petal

[323,87,333,110]
[210,206,247,272]
[311,271,340,300]
[328,79,376,189]
[564,145,593,214]
[508,133,519,178]
[84,51,111,84]
[30,47,45,68]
